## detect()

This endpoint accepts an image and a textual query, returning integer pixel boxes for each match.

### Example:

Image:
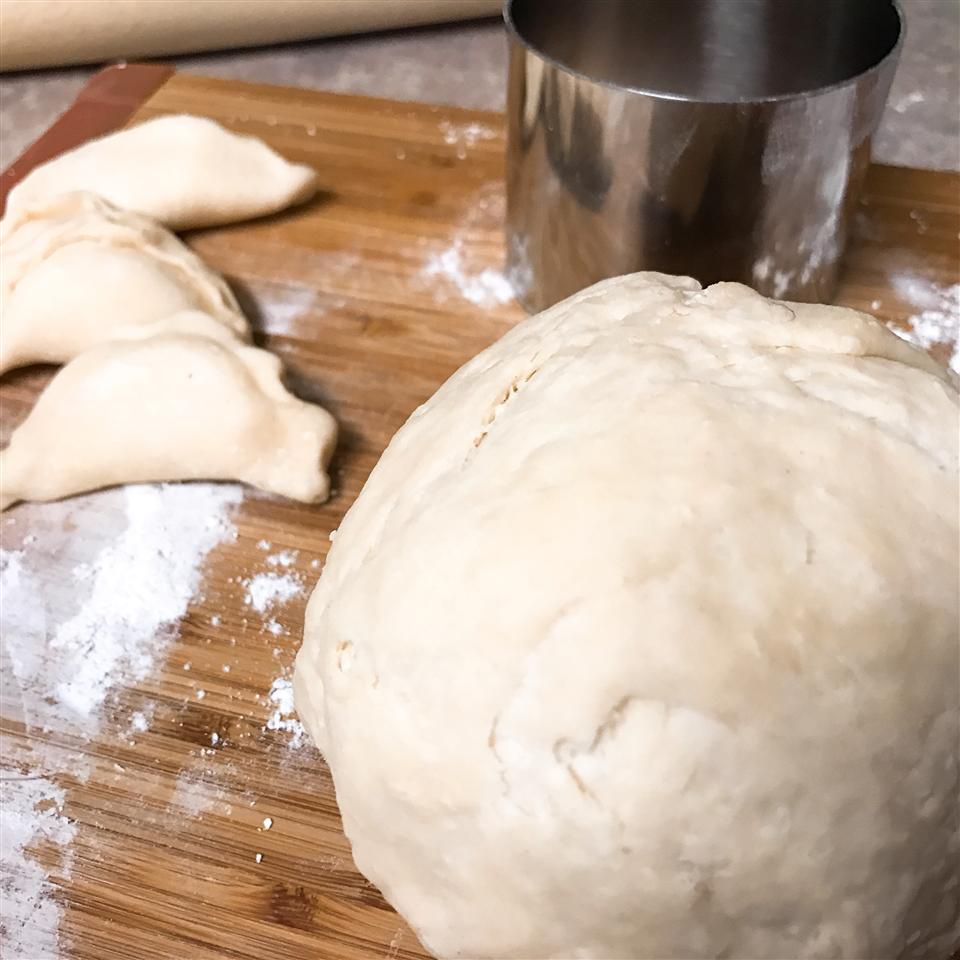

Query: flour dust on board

[0,480,317,956]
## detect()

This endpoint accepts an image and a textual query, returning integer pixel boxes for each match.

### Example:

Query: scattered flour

[420,182,514,308]
[49,485,241,717]
[247,272,360,338]
[265,678,306,748]
[171,770,225,818]
[265,549,298,568]
[888,274,960,374]
[129,711,149,734]
[247,259,354,337]
[0,773,76,959]
[1,483,241,956]
[255,283,317,336]
[439,119,496,150]
[2,485,241,729]
[243,571,304,614]
[423,242,514,308]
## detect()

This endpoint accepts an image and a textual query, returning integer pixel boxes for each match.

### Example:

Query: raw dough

[0,192,248,373]
[295,273,959,959]
[0,335,337,510]
[3,115,318,231]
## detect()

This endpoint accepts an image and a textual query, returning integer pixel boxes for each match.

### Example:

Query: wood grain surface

[1,68,958,960]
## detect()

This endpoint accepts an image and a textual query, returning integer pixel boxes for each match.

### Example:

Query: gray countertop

[0,0,957,173]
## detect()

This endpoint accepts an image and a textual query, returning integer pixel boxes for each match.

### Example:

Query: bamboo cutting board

[1,66,958,960]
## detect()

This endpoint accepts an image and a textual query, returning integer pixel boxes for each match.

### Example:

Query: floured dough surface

[296,273,959,959]
[3,114,318,230]
[0,192,248,373]
[0,334,337,510]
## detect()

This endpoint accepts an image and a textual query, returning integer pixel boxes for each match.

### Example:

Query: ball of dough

[296,273,959,959]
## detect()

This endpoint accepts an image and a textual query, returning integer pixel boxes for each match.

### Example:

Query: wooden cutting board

[1,66,957,960]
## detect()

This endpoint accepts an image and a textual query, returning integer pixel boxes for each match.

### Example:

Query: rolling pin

[0,0,503,72]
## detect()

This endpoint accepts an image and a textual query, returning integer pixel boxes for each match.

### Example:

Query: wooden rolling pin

[0,0,503,72]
